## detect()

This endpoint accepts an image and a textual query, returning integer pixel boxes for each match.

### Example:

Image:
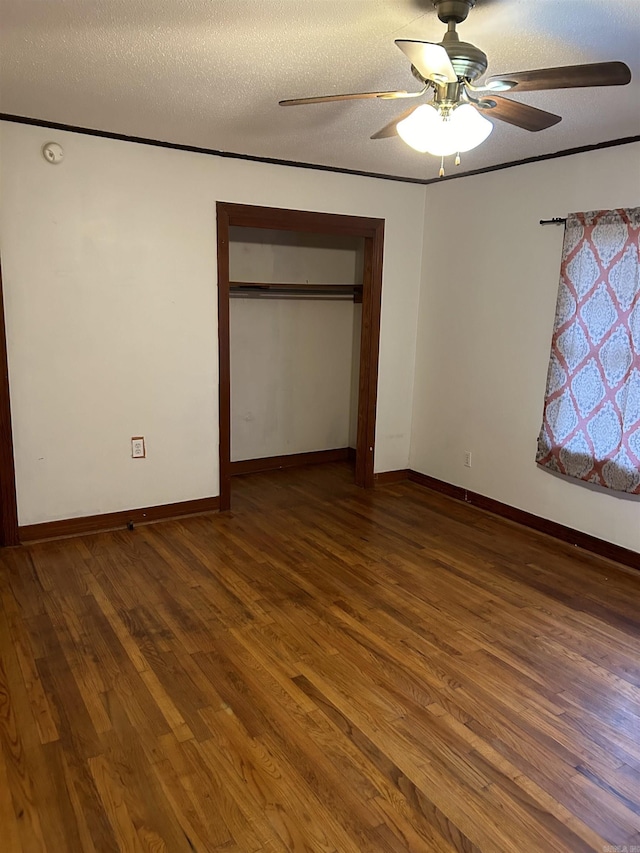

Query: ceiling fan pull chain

[439,155,445,177]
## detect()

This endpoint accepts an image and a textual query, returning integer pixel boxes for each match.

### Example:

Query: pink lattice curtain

[536,207,640,493]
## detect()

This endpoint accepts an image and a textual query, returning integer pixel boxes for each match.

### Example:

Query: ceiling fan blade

[480,96,562,131]
[370,105,420,140]
[370,105,421,140]
[486,61,631,92]
[395,40,457,84]
[279,90,412,106]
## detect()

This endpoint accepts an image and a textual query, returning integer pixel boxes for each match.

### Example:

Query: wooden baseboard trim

[375,469,410,485]
[407,470,639,571]
[19,496,220,543]
[231,447,351,477]
[408,471,462,500]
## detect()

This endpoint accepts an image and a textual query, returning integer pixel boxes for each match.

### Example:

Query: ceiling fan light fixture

[396,104,439,152]
[397,102,492,156]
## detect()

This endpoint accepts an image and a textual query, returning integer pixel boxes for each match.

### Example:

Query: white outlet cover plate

[132,437,145,458]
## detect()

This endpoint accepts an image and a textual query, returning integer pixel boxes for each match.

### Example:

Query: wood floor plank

[0,733,23,853]
[0,607,53,852]
[0,461,638,851]
[0,586,59,744]
[88,754,148,853]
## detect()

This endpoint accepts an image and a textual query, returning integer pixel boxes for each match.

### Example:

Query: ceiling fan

[279,0,632,174]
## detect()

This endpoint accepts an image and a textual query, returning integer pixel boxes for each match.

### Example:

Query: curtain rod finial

[540,217,567,226]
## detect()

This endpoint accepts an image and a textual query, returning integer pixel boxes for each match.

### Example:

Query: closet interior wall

[229,227,364,465]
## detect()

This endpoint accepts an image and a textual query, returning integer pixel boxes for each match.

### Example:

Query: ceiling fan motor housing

[410,29,488,85]
[441,30,488,81]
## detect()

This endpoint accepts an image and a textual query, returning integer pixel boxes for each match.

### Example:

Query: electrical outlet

[131,437,145,458]
[464,450,472,468]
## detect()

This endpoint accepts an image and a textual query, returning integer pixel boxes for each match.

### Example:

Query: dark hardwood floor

[1,462,639,852]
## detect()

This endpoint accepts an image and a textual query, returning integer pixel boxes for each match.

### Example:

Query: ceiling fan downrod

[430,0,488,82]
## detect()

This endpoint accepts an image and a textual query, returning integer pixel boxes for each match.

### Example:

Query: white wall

[230,299,356,461]
[229,227,364,285]
[0,120,425,525]
[229,228,361,460]
[411,142,640,553]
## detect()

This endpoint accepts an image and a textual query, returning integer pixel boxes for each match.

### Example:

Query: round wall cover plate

[42,142,64,164]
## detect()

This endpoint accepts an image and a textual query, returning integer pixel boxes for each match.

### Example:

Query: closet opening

[217,203,384,511]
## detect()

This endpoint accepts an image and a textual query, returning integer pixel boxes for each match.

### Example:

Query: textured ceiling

[1,0,639,181]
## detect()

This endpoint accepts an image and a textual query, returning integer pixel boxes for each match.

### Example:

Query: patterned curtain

[536,207,640,494]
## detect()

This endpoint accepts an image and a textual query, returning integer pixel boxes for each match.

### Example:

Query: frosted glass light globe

[397,103,493,156]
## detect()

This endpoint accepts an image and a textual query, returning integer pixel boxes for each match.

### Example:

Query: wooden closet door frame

[216,202,385,511]
[0,263,19,546]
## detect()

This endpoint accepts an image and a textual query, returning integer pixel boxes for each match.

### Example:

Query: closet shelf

[229,281,363,302]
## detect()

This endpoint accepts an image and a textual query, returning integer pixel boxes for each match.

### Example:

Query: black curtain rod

[540,217,567,226]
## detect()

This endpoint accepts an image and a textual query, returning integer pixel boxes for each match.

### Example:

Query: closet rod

[229,281,362,301]
[229,281,361,291]
[229,291,355,301]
